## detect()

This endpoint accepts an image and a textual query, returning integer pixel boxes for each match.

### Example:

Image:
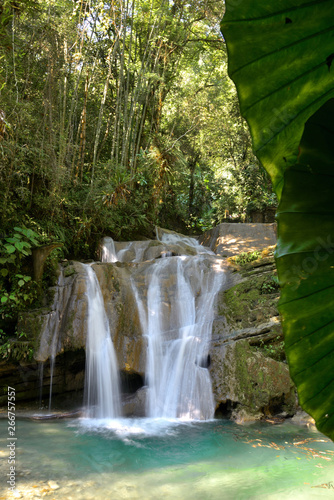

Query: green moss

[17,311,44,342]
[101,264,120,292]
[64,266,76,278]
[257,370,264,384]
[219,272,280,330]
[224,340,292,414]
[230,342,260,409]
[112,275,120,293]
[46,286,56,306]
[149,241,163,247]
[116,305,124,336]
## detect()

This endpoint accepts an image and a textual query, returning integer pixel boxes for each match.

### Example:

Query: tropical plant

[0,226,41,327]
[222,0,334,439]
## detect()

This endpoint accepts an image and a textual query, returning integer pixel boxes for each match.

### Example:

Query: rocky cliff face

[1,224,297,421]
[209,246,297,421]
[211,339,296,421]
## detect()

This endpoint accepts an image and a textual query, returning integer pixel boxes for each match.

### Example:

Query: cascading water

[100,237,118,263]
[82,263,121,418]
[132,252,223,419]
[100,233,224,420]
[156,229,201,250]
[100,236,153,263]
[36,268,65,409]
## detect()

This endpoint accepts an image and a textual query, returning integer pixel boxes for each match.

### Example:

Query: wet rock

[291,410,316,427]
[18,261,88,362]
[208,240,297,421]
[122,387,148,417]
[0,350,85,406]
[210,339,297,421]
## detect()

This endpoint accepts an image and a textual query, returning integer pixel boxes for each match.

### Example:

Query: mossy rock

[210,339,296,420]
[17,311,45,344]
[219,274,280,330]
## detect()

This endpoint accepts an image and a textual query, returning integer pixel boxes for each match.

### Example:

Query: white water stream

[35,268,65,409]
[36,233,223,420]
[133,255,223,419]
[100,236,118,262]
[82,263,121,418]
[101,232,224,420]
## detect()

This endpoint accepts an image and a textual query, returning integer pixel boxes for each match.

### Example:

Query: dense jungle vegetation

[0,0,276,251]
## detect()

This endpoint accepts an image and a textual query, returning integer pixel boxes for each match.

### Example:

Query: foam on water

[77,416,189,439]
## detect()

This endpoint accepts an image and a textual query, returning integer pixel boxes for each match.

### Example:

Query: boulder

[210,339,297,421]
[122,387,148,417]
[207,244,297,420]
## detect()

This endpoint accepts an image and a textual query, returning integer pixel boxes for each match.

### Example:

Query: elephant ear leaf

[277,99,334,439]
[221,1,334,439]
[221,0,334,198]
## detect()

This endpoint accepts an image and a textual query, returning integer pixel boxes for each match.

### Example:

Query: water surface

[1,418,334,499]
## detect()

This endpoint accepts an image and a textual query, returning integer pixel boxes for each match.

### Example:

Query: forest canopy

[0,0,275,257]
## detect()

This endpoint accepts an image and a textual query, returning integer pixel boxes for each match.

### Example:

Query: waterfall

[34,267,65,410]
[156,228,201,250]
[101,237,118,263]
[101,233,224,420]
[83,264,121,419]
[132,254,223,420]
[38,362,44,408]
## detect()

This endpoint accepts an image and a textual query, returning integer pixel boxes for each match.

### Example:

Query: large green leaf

[278,100,334,438]
[221,1,334,438]
[222,0,334,198]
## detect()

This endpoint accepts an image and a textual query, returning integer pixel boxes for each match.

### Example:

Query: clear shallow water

[2,418,334,499]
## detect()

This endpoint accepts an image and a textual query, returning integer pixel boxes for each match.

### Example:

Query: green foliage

[0,226,39,266]
[276,102,334,439]
[222,0,334,200]
[0,329,10,359]
[222,0,334,439]
[260,275,279,295]
[0,329,34,360]
[1,226,39,273]
[0,224,53,360]
[232,250,261,266]
[0,0,275,250]
[258,336,285,362]
[0,226,41,337]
